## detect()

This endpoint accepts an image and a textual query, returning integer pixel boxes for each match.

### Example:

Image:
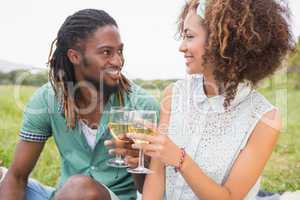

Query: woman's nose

[179,41,187,53]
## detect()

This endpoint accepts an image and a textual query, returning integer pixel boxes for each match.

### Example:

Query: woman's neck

[202,73,219,97]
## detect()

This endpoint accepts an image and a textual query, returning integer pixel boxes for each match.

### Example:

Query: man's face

[76,25,124,92]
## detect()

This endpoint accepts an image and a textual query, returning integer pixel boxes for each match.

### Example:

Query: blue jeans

[25,178,122,200]
[25,178,55,200]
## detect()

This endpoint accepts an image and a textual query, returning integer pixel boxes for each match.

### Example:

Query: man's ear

[67,49,82,65]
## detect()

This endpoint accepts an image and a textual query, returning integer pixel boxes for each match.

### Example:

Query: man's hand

[104,134,150,168]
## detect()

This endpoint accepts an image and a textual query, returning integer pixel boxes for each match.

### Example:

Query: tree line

[0,69,177,90]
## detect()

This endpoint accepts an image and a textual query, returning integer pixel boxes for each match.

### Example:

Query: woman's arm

[142,84,173,200]
[130,108,281,200]
[142,157,166,200]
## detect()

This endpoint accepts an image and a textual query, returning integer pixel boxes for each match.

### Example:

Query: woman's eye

[181,34,194,40]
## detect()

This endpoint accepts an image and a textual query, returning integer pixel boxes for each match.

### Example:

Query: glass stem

[116,154,122,161]
[138,149,144,168]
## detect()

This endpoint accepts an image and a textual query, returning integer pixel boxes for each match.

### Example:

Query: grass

[0,76,299,192]
[0,85,60,187]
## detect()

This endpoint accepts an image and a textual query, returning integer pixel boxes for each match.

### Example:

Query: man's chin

[84,76,120,94]
[105,78,120,87]
[95,81,119,92]
[104,83,120,92]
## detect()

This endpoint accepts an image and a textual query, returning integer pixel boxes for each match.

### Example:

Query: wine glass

[106,107,132,168]
[127,110,157,174]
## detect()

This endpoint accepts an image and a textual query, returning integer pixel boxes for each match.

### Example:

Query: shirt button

[91,166,96,170]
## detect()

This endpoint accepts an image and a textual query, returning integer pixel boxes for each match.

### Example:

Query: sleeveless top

[165,74,275,200]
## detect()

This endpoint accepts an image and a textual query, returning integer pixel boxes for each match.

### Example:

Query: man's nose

[110,53,123,67]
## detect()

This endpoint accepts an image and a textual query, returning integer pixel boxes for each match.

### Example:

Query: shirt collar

[190,74,252,113]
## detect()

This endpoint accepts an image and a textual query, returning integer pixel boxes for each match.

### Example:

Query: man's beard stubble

[84,75,120,102]
[77,55,122,104]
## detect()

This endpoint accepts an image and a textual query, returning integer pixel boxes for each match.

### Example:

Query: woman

[127,0,294,199]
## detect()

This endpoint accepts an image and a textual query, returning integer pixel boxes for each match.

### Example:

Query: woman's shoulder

[235,88,280,131]
[162,78,189,102]
[162,80,183,98]
[163,83,173,97]
[171,74,204,95]
[246,89,276,112]
[172,79,187,90]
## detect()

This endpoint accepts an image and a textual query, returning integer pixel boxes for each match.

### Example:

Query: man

[0,9,159,200]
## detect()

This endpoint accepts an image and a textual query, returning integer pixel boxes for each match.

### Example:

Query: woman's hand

[126,132,182,167]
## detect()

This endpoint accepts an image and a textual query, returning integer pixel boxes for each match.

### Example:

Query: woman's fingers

[143,151,159,159]
[126,133,162,144]
[132,143,162,153]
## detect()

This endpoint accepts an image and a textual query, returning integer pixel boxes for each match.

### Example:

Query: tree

[287,37,300,89]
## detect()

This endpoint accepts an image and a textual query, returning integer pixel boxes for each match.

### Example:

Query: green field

[0,76,299,192]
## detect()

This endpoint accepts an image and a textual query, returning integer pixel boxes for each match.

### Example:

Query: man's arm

[0,140,45,200]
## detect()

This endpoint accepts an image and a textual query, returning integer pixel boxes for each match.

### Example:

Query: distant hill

[0,59,38,72]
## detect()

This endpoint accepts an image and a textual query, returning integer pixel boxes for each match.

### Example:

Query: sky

[0,0,299,80]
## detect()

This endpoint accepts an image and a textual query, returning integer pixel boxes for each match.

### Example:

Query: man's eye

[118,49,123,55]
[103,50,111,55]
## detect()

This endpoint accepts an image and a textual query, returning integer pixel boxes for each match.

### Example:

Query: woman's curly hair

[178,0,294,108]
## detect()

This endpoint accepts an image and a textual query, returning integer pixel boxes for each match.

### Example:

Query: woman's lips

[184,56,194,64]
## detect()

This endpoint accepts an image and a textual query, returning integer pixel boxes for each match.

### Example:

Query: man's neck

[75,87,105,128]
[77,86,105,110]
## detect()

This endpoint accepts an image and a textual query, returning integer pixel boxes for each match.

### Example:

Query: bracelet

[175,148,186,173]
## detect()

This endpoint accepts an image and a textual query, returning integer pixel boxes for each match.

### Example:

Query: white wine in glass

[127,110,157,174]
[106,107,132,168]
[109,122,131,140]
[128,126,156,144]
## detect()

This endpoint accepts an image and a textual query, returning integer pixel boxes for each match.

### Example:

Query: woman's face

[179,11,207,74]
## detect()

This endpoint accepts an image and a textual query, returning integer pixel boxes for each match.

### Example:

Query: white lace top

[165,74,275,200]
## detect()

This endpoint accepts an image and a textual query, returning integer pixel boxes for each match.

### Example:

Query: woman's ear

[67,49,82,65]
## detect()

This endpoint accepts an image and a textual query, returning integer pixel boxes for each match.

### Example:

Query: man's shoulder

[128,82,159,109]
[129,82,156,100]
[27,82,56,107]
[32,82,54,95]
[129,82,151,96]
